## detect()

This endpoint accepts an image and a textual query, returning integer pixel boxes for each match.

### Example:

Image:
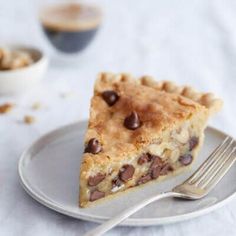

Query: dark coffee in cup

[40,3,102,53]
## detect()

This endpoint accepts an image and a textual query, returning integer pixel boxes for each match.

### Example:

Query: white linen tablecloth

[1,0,236,235]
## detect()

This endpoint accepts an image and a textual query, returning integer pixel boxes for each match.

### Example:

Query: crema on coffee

[40,3,102,53]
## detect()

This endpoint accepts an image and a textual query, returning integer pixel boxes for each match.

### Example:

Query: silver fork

[84,136,236,236]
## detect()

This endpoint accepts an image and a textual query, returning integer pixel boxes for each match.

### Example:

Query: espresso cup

[40,3,102,54]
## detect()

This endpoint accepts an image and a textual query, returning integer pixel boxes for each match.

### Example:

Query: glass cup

[39,2,102,55]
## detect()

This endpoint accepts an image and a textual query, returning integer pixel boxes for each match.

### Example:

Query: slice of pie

[79,72,222,207]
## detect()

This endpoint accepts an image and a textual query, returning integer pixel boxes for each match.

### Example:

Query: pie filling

[85,134,199,203]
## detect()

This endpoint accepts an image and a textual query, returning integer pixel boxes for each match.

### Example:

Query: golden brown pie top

[82,72,222,167]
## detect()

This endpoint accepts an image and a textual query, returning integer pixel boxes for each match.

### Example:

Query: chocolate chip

[151,166,162,179]
[189,137,199,151]
[124,111,141,130]
[138,153,152,165]
[112,176,123,188]
[137,174,152,185]
[88,173,106,186]
[150,156,163,169]
[179,154,193,166]
[89,190,105,202]
[160,163,173,175]
[102,90,119,106]
[84,138,102,154]
[147,156,164,179]
[119,164,135,182]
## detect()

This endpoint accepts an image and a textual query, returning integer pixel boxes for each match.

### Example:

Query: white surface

[0,45,48,94]
[0,0,236,235]
[18,122,236,227]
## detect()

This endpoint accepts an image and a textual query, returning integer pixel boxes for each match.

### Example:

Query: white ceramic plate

[18,121,236,226]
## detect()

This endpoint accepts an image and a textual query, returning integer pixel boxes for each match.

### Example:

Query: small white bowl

[0,45,49,95]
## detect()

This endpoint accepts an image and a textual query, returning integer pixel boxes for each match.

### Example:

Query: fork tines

[188,136,236,190]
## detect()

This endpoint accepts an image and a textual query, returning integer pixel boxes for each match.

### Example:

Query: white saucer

[18,121,236,226]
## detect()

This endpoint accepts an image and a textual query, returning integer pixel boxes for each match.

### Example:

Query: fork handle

[83,191,179,236]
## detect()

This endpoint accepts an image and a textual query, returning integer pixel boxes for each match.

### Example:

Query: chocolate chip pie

[79,72,223,207]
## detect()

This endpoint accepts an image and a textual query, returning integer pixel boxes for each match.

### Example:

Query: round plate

[18,121,236,226]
